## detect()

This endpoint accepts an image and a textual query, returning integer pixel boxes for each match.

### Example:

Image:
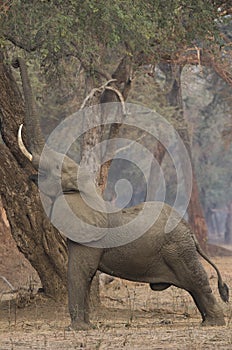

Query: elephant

[13,57,229,330]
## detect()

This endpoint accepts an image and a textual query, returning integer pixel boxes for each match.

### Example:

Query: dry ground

[0,256,231,350]
[0,220,232,349]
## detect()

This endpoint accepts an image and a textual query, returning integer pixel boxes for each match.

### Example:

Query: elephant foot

[201,316,225,326]
[67,321,94,331]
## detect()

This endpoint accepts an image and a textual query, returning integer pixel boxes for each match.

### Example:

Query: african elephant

[14,58,229,330]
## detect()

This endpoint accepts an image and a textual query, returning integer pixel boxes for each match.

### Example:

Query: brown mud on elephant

[13,58,229,331]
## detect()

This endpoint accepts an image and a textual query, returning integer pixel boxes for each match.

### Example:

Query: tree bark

[0,52,68,300]
[159,63,208,250]
[187,173,208,250]
[99,55,132,191]
[146,140,166,201]
[80,55,132,191]
[225,202,232,244]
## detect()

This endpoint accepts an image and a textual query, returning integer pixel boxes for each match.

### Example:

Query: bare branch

[80,79,117,109]
[4,34,40,52]
[105,86,126,115]
[93,67,112,81]
[0,275,14,290]
[80,79,127,119]
[173,48,232,86]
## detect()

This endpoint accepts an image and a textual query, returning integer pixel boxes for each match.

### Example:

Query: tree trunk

[77,57,132,295]
[187,173,208,250]
[159,63,208,250]
[0,52,67,300]
[225,202,232,244]
[99,55,132,192]
[147,139,166,201]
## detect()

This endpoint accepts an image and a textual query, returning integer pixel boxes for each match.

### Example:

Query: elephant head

[13,58,80,198]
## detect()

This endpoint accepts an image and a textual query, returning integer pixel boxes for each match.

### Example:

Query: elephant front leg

[68,271,92,330]
[67,240,102,330]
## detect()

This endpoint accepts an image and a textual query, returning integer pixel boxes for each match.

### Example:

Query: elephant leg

[188,289,225,326]
[184,261,225,325]
[188,291,207,321]
[163,245,225,325]
[67,239,102,330]
[180,270,224,325]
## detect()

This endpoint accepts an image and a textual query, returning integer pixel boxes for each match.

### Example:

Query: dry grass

[0,257,231,350]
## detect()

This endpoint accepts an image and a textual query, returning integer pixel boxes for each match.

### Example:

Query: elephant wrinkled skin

[62,196,228,330]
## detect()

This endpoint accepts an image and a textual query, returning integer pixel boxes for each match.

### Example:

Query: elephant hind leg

[163,245,225,325]
[177,269,225,325]
[188,291,206,321]
[150,282,171,291]
[189,290,225,326]
[185,262,225,325]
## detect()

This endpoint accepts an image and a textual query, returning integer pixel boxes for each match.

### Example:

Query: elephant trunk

[12,57,45,158]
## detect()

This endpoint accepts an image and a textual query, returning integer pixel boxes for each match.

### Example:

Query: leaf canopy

[1,0,225,68]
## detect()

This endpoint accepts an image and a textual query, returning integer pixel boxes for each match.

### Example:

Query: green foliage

[1,0,231,215]
[1,0,222,75]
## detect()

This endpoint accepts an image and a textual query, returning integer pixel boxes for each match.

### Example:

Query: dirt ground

[0,264,232,349]
[0,223,232,349]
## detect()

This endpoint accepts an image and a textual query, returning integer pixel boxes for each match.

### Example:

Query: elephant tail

[193,235,229,303]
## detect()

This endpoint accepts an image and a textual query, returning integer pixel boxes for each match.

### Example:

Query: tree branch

[4,34,40,53]
[104,86,126,115]
[80,79,117,109]
[173,49,232,86]
[0,275,14,290]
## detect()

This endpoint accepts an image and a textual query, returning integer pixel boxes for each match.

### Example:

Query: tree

[158,63,208,249]
[0,1,231,297]
[2,1,231,78]
[184,67,232,243]
[0,52,67,299]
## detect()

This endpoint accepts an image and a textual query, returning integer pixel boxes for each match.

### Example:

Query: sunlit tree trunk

[225,202,232,244]
[75,55,133,298]
[99,55,132,192]
[159,63,208,250]
[147,141,166,201]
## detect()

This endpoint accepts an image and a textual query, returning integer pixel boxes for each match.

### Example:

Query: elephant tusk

[18,124,33,161]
